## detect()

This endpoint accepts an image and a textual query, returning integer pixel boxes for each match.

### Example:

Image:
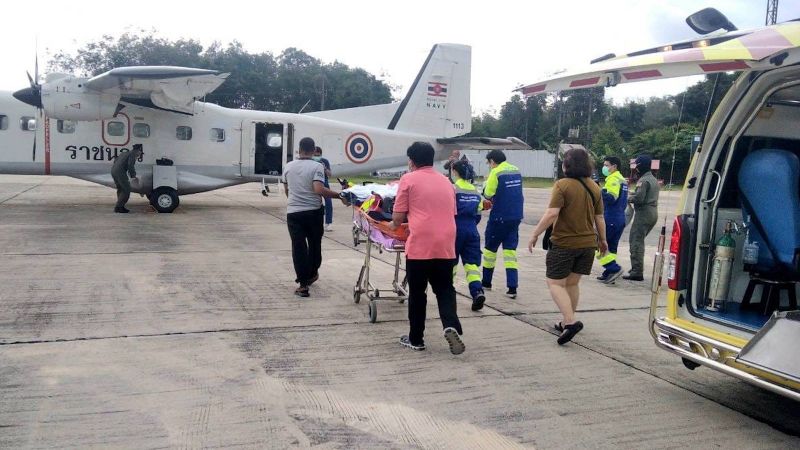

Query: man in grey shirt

[283,137,347,297]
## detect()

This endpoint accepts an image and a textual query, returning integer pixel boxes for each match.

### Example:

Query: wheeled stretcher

[351,207,408,323]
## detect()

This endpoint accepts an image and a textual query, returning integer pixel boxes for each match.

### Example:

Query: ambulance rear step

[736,311,800,384]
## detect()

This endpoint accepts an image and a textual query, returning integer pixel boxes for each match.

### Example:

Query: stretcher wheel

[373,289,380,298]
[368,300,377,323]
[352,226,359,246]
[353,286,361,304]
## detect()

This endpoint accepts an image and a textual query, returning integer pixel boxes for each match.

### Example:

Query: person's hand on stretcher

[388,211,407,231]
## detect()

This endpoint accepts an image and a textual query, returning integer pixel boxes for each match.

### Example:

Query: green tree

[610,101,646,141]
[591,125,625,159]
[629,123,700,183]
[679,73,737,124]
[48,32,392,113]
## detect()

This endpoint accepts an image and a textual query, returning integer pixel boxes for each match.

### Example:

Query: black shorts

[546,245,595,279]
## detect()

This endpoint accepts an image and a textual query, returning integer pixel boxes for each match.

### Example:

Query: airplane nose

[12,86,42,108]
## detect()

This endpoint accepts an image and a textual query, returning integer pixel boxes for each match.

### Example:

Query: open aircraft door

[516,22,800,96]
[248,122,286,178]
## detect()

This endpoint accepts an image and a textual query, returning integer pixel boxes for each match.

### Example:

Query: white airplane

[1,43,529,212]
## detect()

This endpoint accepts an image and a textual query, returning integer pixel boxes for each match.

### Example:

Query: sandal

[554,322,564,333]
[294,286,310,297]
[557,321,583,345]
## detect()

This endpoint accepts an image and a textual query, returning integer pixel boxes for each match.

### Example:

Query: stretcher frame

[351,207,408,323]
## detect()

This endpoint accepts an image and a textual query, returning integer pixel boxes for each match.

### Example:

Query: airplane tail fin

[307,44,472,137]
[388,44,471,137]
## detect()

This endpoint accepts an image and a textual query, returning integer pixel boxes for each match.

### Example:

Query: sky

[2,0,799,114]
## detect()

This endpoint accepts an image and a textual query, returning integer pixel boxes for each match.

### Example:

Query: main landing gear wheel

[150,187,180,213]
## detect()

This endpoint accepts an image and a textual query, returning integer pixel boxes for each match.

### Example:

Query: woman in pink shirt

[391,142,464,355]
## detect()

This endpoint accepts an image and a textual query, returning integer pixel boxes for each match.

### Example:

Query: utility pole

[586,88,593,149]
[766,0,779,25]
[320,75,326,111]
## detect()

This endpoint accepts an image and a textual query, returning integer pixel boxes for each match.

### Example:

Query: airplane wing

[84,66,229,113]
[437,137,531,150]
[517,22,800,96]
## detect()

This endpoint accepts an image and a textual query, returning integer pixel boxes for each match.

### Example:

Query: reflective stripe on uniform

[463,263,481,283]
[596,251,617,265]
[502,249,518,269]
[483,248,497,268]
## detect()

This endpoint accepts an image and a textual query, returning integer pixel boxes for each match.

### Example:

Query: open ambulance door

[516,22,800,96]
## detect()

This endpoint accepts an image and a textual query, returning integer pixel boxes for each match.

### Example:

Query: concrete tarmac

[0,175,798,449]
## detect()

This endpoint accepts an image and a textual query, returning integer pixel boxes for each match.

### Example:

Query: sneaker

[622,274,644,281]
[471,293,485,311]
[605,269,624,284]
[596,270,609,281]
[294,286,310,297]
[481,281,492,291]
[443,327,465,355]
[325,223,332,231]
[399,335,425,351]
[505,288,517,299]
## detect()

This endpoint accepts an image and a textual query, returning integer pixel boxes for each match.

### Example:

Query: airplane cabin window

[267,132,282,148]
[133,123,151,138]
[106,121,125,136]
[209,128,225,142]
[0,115,8,130]
[57,120,76,134]
[176,126,192,141]
[20,116,36,131]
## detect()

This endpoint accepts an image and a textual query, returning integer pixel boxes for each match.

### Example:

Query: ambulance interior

[696,83,800,331]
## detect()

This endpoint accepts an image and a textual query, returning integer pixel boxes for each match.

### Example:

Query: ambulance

[519,8,800,400]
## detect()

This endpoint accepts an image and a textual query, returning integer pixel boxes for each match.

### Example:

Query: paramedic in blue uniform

[451,160,486,311]
[481,150,524,299]
[597,156,628,283]
[314,146,334,231]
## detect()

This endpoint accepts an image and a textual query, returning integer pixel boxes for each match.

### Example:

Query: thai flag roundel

[345,132,373,164]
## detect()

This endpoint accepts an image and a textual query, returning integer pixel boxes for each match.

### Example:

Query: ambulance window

[0,115,8,130]
[106,121,125,136]
[20,116,36,131]
[267,132,282,148]
[176,126,192,141]
[133,123,151,138]
[209,128,225,142]
[57,120,76,134]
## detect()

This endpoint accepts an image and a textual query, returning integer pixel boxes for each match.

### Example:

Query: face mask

[312,156,321,161]
[601,166,610,177]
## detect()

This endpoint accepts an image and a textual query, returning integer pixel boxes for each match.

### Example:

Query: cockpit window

[20,116,36,131]
[57,120,76,134]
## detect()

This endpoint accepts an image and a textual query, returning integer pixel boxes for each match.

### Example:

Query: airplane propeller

[12,48,43,161]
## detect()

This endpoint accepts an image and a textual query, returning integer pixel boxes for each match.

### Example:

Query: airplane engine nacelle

[41,76,121,121]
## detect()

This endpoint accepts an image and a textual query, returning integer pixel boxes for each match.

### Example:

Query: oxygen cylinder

[707,221,736,311]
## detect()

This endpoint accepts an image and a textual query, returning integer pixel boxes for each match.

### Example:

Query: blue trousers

[482,220,520,288]
[454,225,483,299]
[599,217,625,274]
[323,197,333,224]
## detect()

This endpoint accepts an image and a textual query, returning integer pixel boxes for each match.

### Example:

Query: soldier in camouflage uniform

[624,154,660,281]
[111,144,143,213]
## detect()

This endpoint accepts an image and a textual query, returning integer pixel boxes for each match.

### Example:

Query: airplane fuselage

[0,91,443,195]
